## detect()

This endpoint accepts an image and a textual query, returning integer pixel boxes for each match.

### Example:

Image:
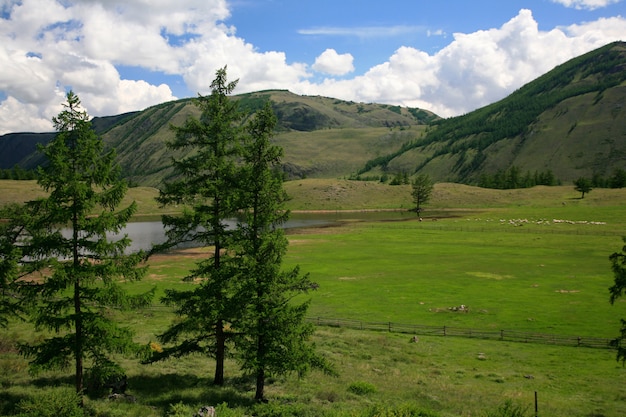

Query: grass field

[1,180,626,416]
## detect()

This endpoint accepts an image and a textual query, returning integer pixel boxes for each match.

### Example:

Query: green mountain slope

[359,41,626,184]
[0,91,436,186]
[93,90,436,186]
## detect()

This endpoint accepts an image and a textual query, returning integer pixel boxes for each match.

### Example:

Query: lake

[117,210,416,253]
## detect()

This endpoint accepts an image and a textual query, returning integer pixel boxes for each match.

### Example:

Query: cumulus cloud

[293,9,626,117]
[551,0,622,10]
[0,1,625,134]
[0,0,206,133]
[312,49,355,76]
[0,0,311,133]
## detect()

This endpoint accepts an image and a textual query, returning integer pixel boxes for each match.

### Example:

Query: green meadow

[1,180,626,416]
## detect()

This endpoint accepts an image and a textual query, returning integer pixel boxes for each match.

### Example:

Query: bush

[347,381,377,396]
[253,401,317,417]
[167,402,245,417]
[15,388,84,417]
[166,401,195,417]
[482,399,528,417]
[358,404,439,416]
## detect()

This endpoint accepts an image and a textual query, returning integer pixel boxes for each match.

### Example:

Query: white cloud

[551,0,622,10]
[0,95,64,134]
[312,49,355,76]
[0,1,625,134]
[299,25,425,38]
[293,9,626,117]
[0,0,210,133]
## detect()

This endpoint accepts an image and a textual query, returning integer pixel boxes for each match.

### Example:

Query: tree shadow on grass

[6,372,256,413]
[31,374,74,388]
[126,373,256,410]
[0,391,30,416]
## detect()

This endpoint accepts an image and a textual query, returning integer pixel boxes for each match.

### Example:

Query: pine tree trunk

[72,212,84,403]
[75,279,83,402]
[214,320,225,385]
[255,367,265,402]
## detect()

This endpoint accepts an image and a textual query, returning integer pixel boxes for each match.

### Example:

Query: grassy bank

[4,179,625,214]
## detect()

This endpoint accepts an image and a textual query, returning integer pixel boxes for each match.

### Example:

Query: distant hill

[2,41,625,186]
[0,112,138,170]
[0,91,436,186]
[358,41,626,184]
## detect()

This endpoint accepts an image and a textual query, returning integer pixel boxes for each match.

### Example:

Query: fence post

[388,322,392,332]
[500,330,504,340]
[443,325,447,336]
[535,391,538,417]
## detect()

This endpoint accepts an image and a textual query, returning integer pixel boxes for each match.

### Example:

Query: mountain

[1,41,625,186]
[358,41,626,184]
[0,112,139,170]
[0,90,437,186]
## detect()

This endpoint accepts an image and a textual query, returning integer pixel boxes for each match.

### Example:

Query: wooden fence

[307,317,616,349]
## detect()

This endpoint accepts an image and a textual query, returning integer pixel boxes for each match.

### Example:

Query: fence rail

[307,317,616,349]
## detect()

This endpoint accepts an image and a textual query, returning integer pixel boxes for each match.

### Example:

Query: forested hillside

[358,41,626,184]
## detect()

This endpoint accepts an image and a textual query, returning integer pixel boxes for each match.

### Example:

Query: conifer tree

[18,91,152,402]
[0,204,29,328]
[610,237,626,364]
[411,174,434,215]
[152,67,242,386]
[574,176,593,198]
[233,102,332,401]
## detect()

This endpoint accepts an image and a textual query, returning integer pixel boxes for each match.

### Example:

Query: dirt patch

[148,247,214,262]
[467,271,513,280]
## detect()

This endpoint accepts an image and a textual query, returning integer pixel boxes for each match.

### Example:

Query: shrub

[253,401,317,417]
[167,402,248,417]
[15,388,84,417]
[347,381,377,396]
[359,404,439,416]
[166,401,195,417]
[482,399,529,417]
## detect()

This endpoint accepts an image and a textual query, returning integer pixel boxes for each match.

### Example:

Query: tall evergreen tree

[0,204,29,328]
[152,67,242,386]
[18,91,152,402]
[233,102,332,401]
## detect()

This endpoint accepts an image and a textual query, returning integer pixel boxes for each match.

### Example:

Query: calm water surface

[117,211,416,253]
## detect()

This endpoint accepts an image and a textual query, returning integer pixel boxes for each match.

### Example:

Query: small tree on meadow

[574,177,592,198]
[411,174,434,216]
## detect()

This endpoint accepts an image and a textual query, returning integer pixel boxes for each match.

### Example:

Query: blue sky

[1,0,625,133]
[227,0,616,74]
